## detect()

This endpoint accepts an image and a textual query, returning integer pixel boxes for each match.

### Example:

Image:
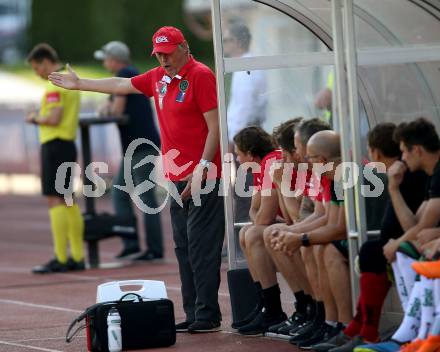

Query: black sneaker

[238,310,287,336]
[175,321,194,333]
[231,303,262,329]
[288,318,313,336]
[188,321,221,333]
[311,330,351,352]
[32,259,68,274]
[66,258,86,271]
[133,250,163,261]
[296,322,342,349]
[289,319,322,343]
[277,311,308,335]
[267,318,291,334]
[115,246,140,259]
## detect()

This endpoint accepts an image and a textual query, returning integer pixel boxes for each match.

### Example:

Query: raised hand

[270,161,284,186]
[48,64,80,90]
[387,160,407,191]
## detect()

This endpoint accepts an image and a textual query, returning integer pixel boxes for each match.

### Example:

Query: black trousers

[170,179,225,322]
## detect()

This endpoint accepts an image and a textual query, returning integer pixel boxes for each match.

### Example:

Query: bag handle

[65,323,86,343]
[65,293,143,343]
[119,292,144,302]
[65,302,106,343]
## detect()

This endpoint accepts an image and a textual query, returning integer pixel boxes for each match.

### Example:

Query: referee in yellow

[26,43,85,273]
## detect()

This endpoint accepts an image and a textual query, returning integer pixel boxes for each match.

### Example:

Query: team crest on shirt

[179,80,189,92]
[176,80,189,103]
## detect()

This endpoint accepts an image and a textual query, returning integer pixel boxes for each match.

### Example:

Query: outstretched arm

[48,64,141,95]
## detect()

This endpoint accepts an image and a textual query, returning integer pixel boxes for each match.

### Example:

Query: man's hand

[267,225,288,249]
[387,161,407,191]
[270,161,284,186]
[180,164,207,201]
[97,101,111,117]
[383,238,401,262]
[25,111,37,124]
[269,228,282,250]
[417,228,440,246]
[281,231,302,256]
[274,231,301,256]
[421,238,440,259]
[48,64,80,90]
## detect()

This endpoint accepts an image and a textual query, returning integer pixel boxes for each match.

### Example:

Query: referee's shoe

[32,258,68,274]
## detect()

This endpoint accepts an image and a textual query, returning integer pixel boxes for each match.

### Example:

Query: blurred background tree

[28,0,214,66]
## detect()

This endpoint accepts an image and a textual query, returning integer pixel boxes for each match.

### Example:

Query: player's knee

[245,226,264,249]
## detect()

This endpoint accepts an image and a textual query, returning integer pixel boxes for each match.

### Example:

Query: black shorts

[41,139,77,197]
[332,239,349,259]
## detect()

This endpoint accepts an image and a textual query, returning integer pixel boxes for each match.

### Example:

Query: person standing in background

[223,21,267,223]
[224,20,267,143]
[26,43,85,274]
[94,41,164,261]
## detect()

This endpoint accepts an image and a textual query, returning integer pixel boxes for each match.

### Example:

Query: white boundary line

[13,336,84,343]
[0,340,62,352]
[0,299,82,313]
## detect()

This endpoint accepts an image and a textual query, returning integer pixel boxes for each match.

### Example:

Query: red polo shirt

[304,174,331,203]
[250,149,285,218]
[253,150,283,191]
[131,56,221,181]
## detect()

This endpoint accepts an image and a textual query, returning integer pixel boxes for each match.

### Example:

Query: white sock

[392,278,422,343]
[417,277,435,339]
[325,320,338,327]
[392,261,410,310]
[432,279,440,336]
[396,252,417,296]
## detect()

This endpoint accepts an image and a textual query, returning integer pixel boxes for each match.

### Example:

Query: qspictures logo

[54,138,387,214]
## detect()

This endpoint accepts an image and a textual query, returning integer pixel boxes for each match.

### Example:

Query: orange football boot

[399,339,424,352]
[417,335,440,352]
[412,261,440,279]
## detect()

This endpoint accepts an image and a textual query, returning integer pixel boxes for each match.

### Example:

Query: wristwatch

[199,159,211,169]
[301,233,311,247]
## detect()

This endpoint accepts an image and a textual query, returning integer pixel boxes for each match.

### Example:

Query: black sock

[254,281,263,307]
[306,298,316,319]
[305,294,314,306]
[262,284,283,316]
[314,301,325,323]
[304,294,314,317]
[294,290,307,315]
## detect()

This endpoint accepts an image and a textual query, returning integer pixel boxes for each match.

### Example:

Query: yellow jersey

[38,75,80,144]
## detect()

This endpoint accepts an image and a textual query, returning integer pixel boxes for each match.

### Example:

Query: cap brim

[94,50,106,60]
[151,44,178,56]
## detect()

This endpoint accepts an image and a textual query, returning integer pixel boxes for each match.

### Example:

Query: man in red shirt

[49,26,225,333]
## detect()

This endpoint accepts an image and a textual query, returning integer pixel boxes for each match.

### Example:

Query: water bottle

[107,308,122,352]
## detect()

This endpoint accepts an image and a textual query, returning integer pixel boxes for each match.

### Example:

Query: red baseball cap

[151,26,185,55]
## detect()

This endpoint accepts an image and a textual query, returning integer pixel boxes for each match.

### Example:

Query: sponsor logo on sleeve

[46,92,61,103]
